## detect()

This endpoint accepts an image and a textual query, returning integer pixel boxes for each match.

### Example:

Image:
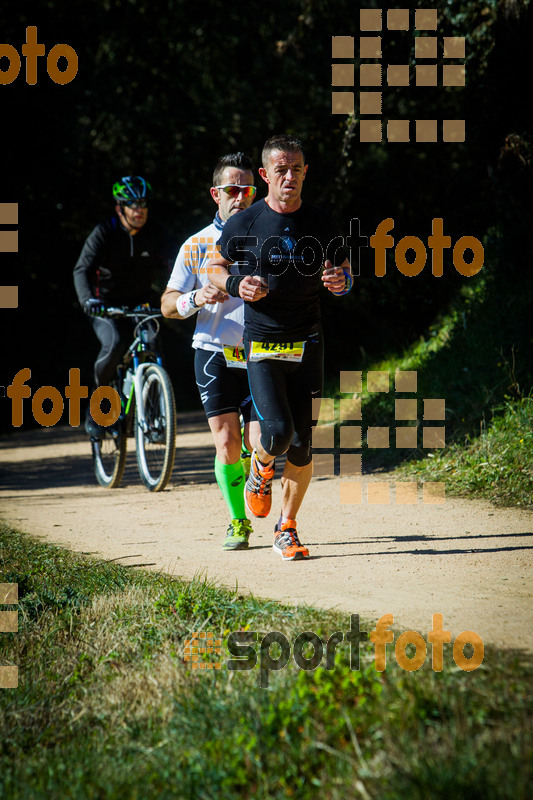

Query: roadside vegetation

[325,228,533,509]
[396,394,532,508]
[1,526,531,799]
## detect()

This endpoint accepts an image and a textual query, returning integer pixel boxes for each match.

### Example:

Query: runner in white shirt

[161,153,260,550]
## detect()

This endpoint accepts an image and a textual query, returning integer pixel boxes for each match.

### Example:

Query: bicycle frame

[131,362,159,434]
[118,309,164,427]
[91,305,177,491]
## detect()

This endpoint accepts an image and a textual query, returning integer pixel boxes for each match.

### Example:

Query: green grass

[396,395,533,507]
[1,525,532,799]
[324,237,533,507]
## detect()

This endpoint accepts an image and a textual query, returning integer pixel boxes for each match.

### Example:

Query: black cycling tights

[90,316,132,387]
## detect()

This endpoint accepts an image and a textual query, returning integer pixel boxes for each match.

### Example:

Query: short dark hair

[261,134,305,168]
[212,152,255,187]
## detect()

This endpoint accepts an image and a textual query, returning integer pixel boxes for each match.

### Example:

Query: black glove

[84,298,106,317]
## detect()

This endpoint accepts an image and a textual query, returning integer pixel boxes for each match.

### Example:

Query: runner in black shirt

[208,135,352,560]
[217,198,346,340]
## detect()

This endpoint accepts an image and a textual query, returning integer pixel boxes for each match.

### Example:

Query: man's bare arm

[161,284,228,319]
[205,257,232,292]
[206,258,268,302]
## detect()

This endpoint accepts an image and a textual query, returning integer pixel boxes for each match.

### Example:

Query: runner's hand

[196,284,228,305]
[239,275,268,302]
[84,298,106,316]
[322,261,346,294]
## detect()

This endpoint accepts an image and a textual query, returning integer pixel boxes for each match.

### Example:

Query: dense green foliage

[1,0,531,425]
[1,526,532,798]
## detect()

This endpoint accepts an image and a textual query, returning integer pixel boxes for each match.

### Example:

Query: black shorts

[243,330,324,466]
[194,348,253,421]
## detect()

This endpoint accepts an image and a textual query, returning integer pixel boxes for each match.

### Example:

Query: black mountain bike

[91,306,176,491]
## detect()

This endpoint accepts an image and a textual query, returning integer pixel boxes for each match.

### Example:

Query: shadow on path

[0,412,219,491]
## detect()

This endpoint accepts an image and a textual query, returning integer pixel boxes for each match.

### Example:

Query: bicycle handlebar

[104,305,162,318]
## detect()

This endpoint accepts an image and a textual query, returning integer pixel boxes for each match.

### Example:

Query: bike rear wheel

[92,420,127,488]
[135,364,176,491]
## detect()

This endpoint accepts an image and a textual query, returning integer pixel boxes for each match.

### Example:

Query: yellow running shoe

[241,450,251,479]
[223,519,252,550]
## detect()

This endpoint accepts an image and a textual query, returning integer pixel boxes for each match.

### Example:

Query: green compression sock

[214,457,247,520]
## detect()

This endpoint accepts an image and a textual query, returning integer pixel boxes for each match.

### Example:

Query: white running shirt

[167,214,244,352]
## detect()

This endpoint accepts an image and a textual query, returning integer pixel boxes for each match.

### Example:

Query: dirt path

[1,413,532,653]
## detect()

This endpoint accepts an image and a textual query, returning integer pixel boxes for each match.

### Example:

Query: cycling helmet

[112,176,153,203]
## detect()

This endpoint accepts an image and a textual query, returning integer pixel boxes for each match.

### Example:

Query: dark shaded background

[1,0,531,430]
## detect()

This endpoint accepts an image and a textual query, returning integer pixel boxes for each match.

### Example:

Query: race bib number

[249,341,305,362]
[223,345,247,369]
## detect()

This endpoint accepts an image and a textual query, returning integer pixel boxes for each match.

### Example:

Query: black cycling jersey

[218,199,348,341]
[74,213,178,388]
[73,214,178,308]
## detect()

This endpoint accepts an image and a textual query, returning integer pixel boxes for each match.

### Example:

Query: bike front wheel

[135,364,176,491]
[92,421,127,488]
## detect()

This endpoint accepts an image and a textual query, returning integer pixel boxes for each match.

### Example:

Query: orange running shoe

[273,520,310,561]
[245,449,275,518]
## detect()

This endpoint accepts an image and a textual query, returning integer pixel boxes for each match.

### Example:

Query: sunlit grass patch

[1,525,532,799]
[397,395,533,507]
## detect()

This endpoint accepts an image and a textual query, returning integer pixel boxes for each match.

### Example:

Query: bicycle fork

[131,362,154,435]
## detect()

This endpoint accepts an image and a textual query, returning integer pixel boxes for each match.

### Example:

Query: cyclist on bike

[74,176,178,436]
[161,153,260,551]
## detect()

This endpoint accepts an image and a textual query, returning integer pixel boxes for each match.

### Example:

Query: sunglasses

[123,199,149,209]
[215,185,257,199]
